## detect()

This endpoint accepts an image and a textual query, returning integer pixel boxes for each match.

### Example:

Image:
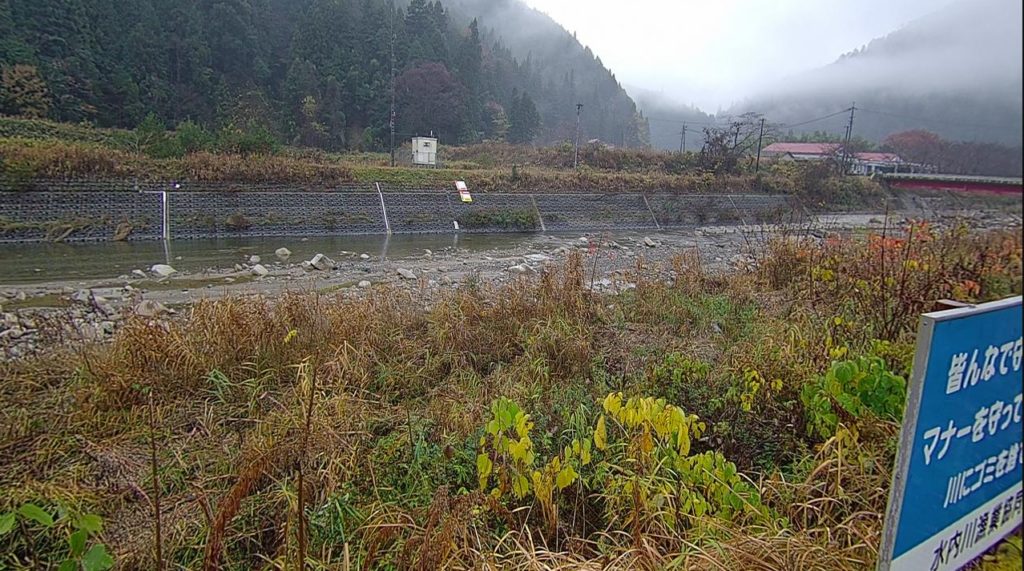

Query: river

[0,232,544,285]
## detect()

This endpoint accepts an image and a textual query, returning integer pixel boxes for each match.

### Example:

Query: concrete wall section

[0,188,806,243]
[452,194,541,233]
[381,192,456,234]
[534,193,657,231]
[167,192,386,239]
[0,191,162,243]
[647,194,796,227]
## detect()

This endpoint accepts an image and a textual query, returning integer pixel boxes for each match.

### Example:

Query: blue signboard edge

[877,295,1024,571]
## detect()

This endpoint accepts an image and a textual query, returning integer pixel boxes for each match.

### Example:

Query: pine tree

[509,90,539,144]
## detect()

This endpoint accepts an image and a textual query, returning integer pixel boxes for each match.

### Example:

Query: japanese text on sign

[946,337,1022,394]
[879,296,1023,571]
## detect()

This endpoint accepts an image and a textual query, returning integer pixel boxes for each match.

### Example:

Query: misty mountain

[445,0,650,146]
[0,0,649,150]
[629,87,716,152]
[735,0,1023,146]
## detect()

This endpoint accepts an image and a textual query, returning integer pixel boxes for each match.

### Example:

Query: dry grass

[1,224,1021,569]
[0,138,355,185]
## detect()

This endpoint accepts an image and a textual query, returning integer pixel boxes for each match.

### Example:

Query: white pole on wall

[530,194,546,232]
[642,193,661,230]
[162,190,170,241]
[375,182,392,235]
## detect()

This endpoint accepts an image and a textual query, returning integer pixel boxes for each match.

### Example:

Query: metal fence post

[642,192,661,230]
[162,190,170,241]
[375,182,392,235]
[530,194,546,232]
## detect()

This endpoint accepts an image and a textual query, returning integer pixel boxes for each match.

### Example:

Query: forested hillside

[735,0,1023,146]
[629,88,717,152]
[0,0,649,151]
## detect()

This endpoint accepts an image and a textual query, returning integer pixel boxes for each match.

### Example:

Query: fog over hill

[732,0,1023,146]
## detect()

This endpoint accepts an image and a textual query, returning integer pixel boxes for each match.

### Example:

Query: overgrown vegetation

[0,119,898,210]
[1,222,1021,569]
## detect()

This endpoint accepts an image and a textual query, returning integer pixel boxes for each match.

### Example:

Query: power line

[646,105,1008,134]
[779,108,853,129]
[857,107,1007,130]
[648,109,851,130]
[644,116,717,126]
[574,102,584,169]
[840,103,856,175]
[388,1,396,168]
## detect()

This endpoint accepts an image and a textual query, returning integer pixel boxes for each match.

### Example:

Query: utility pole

[389,2,397,168]
[679,123,687,154]
[573,102,583,169]
[754,117,765,173]
[840,102,856,175]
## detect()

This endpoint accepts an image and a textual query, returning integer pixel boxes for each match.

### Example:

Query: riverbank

[2,209,1017,360]
[1,214,1020,569]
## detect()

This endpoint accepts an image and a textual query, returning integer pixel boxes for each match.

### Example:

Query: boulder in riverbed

[309,254,337,271]
[135,299,172,317]
[275,247,292,261]
[508,264,533,274]
[150,264,177,277]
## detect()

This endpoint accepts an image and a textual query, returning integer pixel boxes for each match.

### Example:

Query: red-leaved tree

[396,62,466,143]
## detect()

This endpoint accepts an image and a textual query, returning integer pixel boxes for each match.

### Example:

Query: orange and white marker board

[456,181,472,203]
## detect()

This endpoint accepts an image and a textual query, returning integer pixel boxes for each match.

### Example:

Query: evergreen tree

[508,90,539,144]
[0,0,650,150]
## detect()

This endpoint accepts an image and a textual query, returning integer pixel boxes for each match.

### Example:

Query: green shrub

[175,120,215,154]
[801,356,906,439]
[217,122,279,156]
[0,504,113,570]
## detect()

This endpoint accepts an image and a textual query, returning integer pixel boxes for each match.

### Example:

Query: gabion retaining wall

[534,193,658,231]
[0,182,801,243]
[452,193,541,233]
[0,191,163,242]
[168,192,386,239]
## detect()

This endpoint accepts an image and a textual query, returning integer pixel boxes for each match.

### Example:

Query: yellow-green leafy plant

[593,392,768,531]
[477,394,769,537]
[476,398,585,536]
[729,368,783,412]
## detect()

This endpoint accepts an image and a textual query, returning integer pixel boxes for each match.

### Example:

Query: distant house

[849,152,904,175]
[761,142,907,175]
[587,138,615,149]
[761,142,840,162]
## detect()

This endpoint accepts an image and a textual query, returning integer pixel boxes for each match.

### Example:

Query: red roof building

[761,142,907,174]
[762,142,840,160]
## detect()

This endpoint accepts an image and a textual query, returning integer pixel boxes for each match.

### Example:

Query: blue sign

[879,296,1023,571]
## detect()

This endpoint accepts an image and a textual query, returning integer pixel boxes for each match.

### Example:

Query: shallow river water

[0,232,544,284]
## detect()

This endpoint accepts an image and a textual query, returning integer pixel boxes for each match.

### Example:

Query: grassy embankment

[0,116,888,207]
[1,221,1022,569]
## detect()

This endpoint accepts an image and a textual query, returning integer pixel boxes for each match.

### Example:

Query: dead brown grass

[1,226,1021,570]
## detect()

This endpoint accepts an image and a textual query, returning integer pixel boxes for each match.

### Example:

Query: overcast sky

[522,0,957,111]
